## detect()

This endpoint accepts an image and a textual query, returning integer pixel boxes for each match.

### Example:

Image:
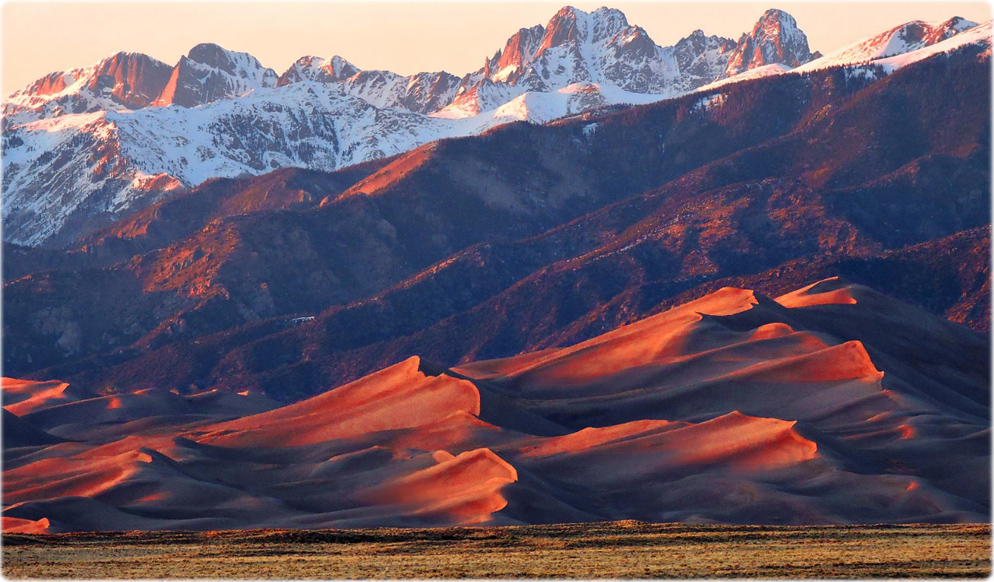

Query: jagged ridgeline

[3,6,983,247]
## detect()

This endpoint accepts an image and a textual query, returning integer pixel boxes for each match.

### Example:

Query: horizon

[2,1,990,95]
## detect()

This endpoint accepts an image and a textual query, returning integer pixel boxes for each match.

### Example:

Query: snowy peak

[394,71,463,114]
[480,6,645,85]
[927,16,980,43]
[152,43,278,108]
[276,55,361,86]
[863,19,991,71]
[440,3,738,117]
[342,69,461,114]
[673,29,739,83]
[868,18,977,58]
[87,52,175,109]
[3,51,172,124]
[538,5,584,51]
[274,55,460,115]
[14,70,82,99]
[722,8,815,78]
[486,25,545,82]
[538,6,630,54]
[794,16,982,72]
[586,6,632,42]
[185,43,267,75]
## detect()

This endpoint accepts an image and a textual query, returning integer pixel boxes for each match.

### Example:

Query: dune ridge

[3,279,988,531]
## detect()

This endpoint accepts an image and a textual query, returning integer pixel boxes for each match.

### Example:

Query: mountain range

[2,7,985,247]
[4,18,989,394]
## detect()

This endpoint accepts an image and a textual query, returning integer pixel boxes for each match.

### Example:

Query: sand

[3,278,989,531]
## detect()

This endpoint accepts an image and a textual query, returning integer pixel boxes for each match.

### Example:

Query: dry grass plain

[2,522,990,579]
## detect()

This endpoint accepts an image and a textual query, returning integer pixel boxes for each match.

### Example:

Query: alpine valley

[1,5,991,533]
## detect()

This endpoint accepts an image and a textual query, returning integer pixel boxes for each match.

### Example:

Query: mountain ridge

[3,44,987,404]
[3,7,986,248]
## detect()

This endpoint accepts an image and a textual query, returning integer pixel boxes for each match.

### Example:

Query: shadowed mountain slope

[5,44,987,403]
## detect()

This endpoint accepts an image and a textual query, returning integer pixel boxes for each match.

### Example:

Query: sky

[2,1,990,95]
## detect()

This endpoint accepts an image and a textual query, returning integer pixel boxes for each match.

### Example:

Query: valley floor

[2,522,990,579]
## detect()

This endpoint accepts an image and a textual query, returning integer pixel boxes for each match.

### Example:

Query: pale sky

[2,1,990,95]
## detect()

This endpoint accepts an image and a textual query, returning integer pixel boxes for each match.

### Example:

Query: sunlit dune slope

[2,378,82,417]
[3,278,988,532]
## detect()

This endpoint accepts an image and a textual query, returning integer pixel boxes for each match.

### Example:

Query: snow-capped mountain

[435,6,748,118]
[673,30,739,84]
[701,19,990,92]
[794,16,979,72]
[3,44,278,127]
[1,85,470,247]
[3,6,987,248]
[722,9,819,77]
[277,55,361,85]
[277,56,462,115]
[151,43,278,108]
[2,52,173,126]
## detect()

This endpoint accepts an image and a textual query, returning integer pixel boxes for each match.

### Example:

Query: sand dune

[3,278,988,531]
[2,378,83,417]
[775,277,859,308]
[367,448,518,524]
[1,516,49,534]
[197,356,483,448]
[2,410,65,450]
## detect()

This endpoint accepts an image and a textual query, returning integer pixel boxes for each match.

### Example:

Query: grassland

[2,522,990,578]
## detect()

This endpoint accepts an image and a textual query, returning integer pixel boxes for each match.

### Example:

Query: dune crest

[731,340,884,383]
[520,419,684,457]
[776,277,859,308]
[460,287,763,382]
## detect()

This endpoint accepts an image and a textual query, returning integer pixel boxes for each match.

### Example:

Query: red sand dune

[776,276,859,308]
[2,378,79,416]
[2,279,988,531]
[520,419,685,457]
[367,448,518,524]
[196,356,482,448]
[654,411,819,472]
[726,341,884,383]
[455,287,762,381]
[1,517,50,534]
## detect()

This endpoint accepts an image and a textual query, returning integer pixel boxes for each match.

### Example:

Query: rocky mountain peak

[325,55,360,79]
[277,55,361,86]
[722,8,815,78]
[186,43,235,69]
[87,51,173,109]
[184,43,277,84]
[487,24,545,81]
[152,43,277,108]
[927,16,980,44]
[538,6,630,54]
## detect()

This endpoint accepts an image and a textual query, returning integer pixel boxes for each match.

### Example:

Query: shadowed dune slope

[2,279,988,531]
